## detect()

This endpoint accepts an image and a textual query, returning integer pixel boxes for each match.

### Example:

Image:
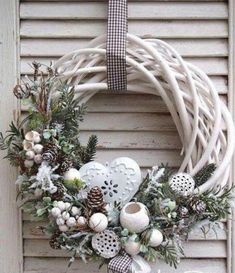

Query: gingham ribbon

[108,253,132,273]
[106,0,128,91]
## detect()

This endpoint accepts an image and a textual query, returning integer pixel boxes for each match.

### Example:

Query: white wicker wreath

[54,34,235,193]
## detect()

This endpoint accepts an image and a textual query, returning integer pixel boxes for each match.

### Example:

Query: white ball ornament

[64,168,81,181]
[89,213,108,232]
[148,229,163,247]
[62,211,70,221]
[25,131,40,142]
[120,202,150,233]
[66,217,77,227]
[33,144,44,154]
[124,239,141,256]
[25,150,35,160]
[59,225,69,232]
[56,217,65,226]
[71,206,81,216]
[51,207,61,218]
[23,140,34,151]
[24,159,34,168]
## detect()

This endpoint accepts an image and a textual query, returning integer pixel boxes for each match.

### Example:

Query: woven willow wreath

[1,34,235,273]
[54,34,235,193]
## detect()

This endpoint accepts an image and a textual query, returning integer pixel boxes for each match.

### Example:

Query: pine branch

[84,135,98,163]
[194,163,216,187]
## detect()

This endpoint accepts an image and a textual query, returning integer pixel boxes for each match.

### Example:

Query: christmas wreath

[0,62,234,273]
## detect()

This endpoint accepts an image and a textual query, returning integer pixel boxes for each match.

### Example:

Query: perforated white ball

[169,173,195,196]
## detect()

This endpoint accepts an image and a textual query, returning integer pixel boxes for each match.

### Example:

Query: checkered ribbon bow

[106,0,128,91]
[108,253,132,273]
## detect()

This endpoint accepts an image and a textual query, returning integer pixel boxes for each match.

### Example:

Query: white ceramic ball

[33,135,41,144]
[120,202,150,233]
[77,216,87,229]
[25,131,39,142]
[148,229,163,247]
[26,150,35,160]
[64,168,81,181]
[124,240,141,256]
[71,206,81,216]
[89,213,108,232]
[66,217,77,227]
[51,207,61,218]
[56,217,65,226]
[24,160,34,168]
[34,154,42,164]
[33,144,43,154]
[56,201,66,211]
[59,225,69,232]
[62,211,70,221]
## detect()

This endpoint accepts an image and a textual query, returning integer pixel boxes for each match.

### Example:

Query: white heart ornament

[79,157,141,204]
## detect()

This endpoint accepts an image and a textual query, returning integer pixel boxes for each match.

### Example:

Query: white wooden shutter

[18,0,233,272]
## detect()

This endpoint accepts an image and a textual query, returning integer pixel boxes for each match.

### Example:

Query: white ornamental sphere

[23,140,34,151]
[148,229,163,247]
[89,213,108,232]
[25,150,35,160]
[62,211,70,221]
[64,168,81,181]
[120,202,150,233]
[33,144,44,154]
[24,159,34,168]
[71,206,81,216]
[66,217,77,227]
[77,216,88,229]
[34,154,42,164]
[56,201,66,211]
[51,207,61,218]
[56,217,65,226]
[59,225,69,232]
[124,240,141,256]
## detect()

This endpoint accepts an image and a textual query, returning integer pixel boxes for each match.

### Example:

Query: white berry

[26,150,35,160]
[77,216,87,229]
[33,144,44,154]
[24,160,34,168]
[56,217,65,226]
[51,207,61,218]
[56,201,66,211]
[49,186,58,194]
[71,206,81,216]
[62,211,70,221]
[66,217,76,227]
[64,202,71,210]
[64,168,81,181]
[59,225,69,232]
[34,154,42,164]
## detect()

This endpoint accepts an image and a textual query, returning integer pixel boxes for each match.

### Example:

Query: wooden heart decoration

[79,157,142,204]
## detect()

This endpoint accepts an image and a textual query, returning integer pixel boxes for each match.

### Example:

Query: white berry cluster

[23,130,43,168]
[51,201,83,232]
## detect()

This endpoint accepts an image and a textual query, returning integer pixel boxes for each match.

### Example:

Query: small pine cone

[49,232,61,249]
[51,182,65,200]
[87,186,106,213]
[57,155,73,175]
[42,143,59,163]
[191,199,206,214]
[179,206,189,218]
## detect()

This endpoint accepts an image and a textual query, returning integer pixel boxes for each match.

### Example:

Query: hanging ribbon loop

[106,0,128,91]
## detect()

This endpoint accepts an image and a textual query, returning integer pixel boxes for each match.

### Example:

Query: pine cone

[57,155,73,175]
[190,199,206,214]
[87,186,106,214]
[179,206,189,218]
[51,182,65,200]
[49,232,61,249]
[42,143,59,163]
